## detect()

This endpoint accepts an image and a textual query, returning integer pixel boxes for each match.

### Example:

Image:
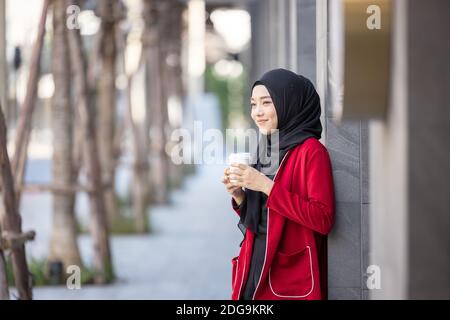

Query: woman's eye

[263,101,271,105]
[250,103,256,108]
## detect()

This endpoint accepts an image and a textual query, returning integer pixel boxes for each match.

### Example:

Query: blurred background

[0,0,448,300]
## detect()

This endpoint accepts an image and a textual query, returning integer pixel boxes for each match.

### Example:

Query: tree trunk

[96,0,119,224]
[0,220,9,300]
[11,0,49,206]
[69,9,103,236]
[155,0,186,196]
[66,0,113,284]
[118,24,150,233]
[0,247,9,300]
[0,0,8,126]
[144,0,169,205]
[161,0,185,190]
[48,0,82,274]
[127,73,149,233]
[0,103,32,299]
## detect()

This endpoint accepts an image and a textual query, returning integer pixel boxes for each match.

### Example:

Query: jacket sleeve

[266,146,335,235]
[231,196,246,217]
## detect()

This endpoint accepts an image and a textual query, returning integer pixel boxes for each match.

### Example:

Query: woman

[221,68,335,300]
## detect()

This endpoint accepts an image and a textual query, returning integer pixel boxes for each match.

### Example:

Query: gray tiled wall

[326,117,370,300]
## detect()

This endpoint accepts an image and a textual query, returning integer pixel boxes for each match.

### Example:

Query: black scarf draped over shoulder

[238,68,322,234]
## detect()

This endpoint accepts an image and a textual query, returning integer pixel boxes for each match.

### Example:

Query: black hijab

[238,68,322,234]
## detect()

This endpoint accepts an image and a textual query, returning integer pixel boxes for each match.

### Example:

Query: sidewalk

[21,162,242,299]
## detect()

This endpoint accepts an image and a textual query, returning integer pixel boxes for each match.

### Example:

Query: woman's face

[250,85,278,135]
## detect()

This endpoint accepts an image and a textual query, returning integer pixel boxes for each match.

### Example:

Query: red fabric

[230,137,335,300]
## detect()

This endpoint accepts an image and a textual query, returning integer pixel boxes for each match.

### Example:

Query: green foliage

[5,256,96,287]
[205,63,249,130]
[77,192,151,235]
[111,215,144,234]
[205,65,229,129]
[114,192,150,234]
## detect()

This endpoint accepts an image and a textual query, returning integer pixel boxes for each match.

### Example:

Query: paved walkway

[20,162,242,299]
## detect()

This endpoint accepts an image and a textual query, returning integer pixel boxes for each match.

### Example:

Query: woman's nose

[255,104,264,115]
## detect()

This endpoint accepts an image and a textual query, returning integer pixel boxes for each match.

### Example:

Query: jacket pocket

[269,246,314,298]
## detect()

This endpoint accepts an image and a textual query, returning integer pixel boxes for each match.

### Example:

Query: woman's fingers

[231,163,248,170]
[229,167,244,176]
[223,174,240,190]
[232,180,244,188]
[226,184,237,192]
[223,167,247,194]
[228,174,243,182]
[226,184,241,194]
[221,175,231,184]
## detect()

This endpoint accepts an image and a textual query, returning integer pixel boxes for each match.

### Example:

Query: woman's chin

[259,126,274,135]
[257,124,268,135]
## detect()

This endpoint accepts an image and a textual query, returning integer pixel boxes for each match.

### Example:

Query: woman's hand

[222,167,245,205]
[228,163,274,196]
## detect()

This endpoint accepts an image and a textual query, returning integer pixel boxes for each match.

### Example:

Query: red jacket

[230,137,335,300]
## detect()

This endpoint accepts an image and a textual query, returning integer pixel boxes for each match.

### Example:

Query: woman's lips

[257,119,268,124]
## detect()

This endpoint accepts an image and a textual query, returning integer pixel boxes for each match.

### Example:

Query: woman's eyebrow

[251,95,272,101]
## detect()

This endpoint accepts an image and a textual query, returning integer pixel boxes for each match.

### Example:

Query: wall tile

[361,120,370,204]
[361,203,370,289]
[329,287,362,300]
[363,289,371,300]
[328,202,361,288]
[326,118,361,202]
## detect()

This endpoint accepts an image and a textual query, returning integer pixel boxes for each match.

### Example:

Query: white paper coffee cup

[227,153,251,183]
[228,152,251,166]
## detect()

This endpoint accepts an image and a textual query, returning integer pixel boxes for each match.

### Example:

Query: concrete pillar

[370,0,450,299]
[407,0,450,299]
[297,0,316,83]
[288,0,298,71]
[322,0,370,299]
[249,0,270,82]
